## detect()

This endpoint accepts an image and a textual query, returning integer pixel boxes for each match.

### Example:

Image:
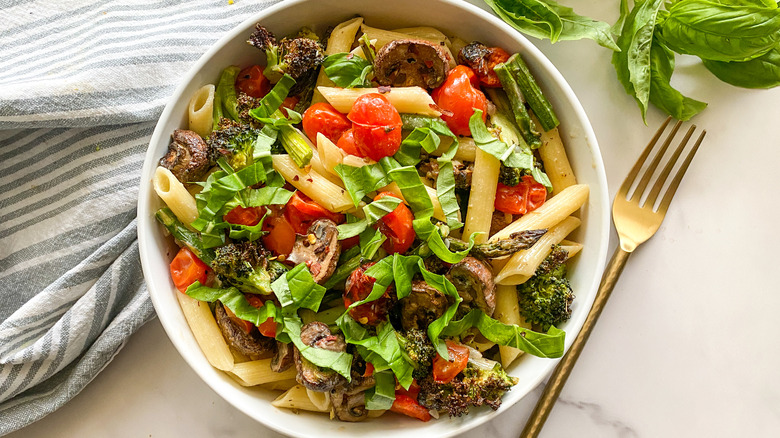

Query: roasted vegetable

[211,240,273,295]
[159,129,216,183]
[214,302,276,360]
[516,245,574,331]
[417,362,518,417]
[446,257,497,316]
[396,328,436,380]
[207,119,261,170]
[373,39,452,88]
[247,24,324,94]
[445,229,547,259]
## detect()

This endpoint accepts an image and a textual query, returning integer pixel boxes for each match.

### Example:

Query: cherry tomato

[302,102,352,144]
[432,340,470,384]
[348,93,403,161]
[336,128,362,156]
[235,65,270,98]
[464,46,511,87]
[169,247,209,293]
[374,192,415,255]
[494,175,547,215]
[390,394,431,422]
[363,362,375,377]
[246,294,278,338]
[223,205,264,226]
[261,207,296,256]
[431,65,487,136]
[344,262,392,326]
[284,191,345,235]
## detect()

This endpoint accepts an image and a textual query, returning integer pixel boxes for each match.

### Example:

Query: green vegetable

[211,240,273,295]
[387,165,435,219]
[703,45,780,88]
[247,26,324,84]
[660,0,780,62]
[516,245,574,331]
[365,370,396,410]
[322,52,374,88]
[336,196,403,240]
[155,207,215,265]
[396,328,436,380]
[248,74,296,120]
[412,218,475,264]
[334,162,392,206]
[482,0,619,50]
[359,227,387,260]
[215,66,241,121]
[501,53,559,131]
[488,75,541,149]
[207,122,261,170]
[648,35,708,121]
[271,263,327,312]
[418,362,518,417]
[322,252,362,290]
[278,123,313,167]
[186,282,278,326]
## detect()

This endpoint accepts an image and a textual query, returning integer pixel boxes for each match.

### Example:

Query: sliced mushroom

[287,219,341,284]
[159,129,214,183]
[446,256,497,316]
[271,341,294,373]
[214,302,275,360]
[293,322,346,392]
[374,39,452,89]
[400,280,450,331]
[330,372,376,422]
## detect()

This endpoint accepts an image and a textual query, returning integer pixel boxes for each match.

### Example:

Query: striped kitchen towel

[0,0,280,433]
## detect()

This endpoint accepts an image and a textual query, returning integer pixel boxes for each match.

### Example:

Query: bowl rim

[137,0,610,436]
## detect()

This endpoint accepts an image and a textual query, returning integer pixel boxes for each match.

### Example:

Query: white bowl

[137,0,610,436]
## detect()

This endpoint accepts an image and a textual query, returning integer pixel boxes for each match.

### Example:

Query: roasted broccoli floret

[267,260,289,283]
[516,245,574,331]
[211,240,273,295]
[397,329,436,380]
[207,119,261,170]
[247,24,324,93]
[418,363,518,417]
[498,164,524,187]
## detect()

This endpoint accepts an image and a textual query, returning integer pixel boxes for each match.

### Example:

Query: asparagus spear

[501,53,559,132]
[486,78,541,149]
[156,207,215,265]
[323,253,362,290]
[446,229,547,258]
[216,66,242,122]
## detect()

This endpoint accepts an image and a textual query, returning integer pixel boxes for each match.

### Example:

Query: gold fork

[520,117,707,438]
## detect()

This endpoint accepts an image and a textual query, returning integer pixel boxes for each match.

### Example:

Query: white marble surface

[9,1,780,437]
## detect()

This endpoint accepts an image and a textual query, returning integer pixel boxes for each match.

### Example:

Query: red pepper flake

[293,175,300,181]
[307,177,313,183]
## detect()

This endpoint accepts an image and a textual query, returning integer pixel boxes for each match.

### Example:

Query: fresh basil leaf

[469,110,535,170]
[649,36,708,121]
[611,0,666,121]
[365,370,396,410]
[359,227,387,260]
[420,267,463,359]
[337,214,369,240]
[440,309,566,358]
[412,218,474,264]
[483,0,618,50]
[248,74,296,120]
[434,160,462,230]
[322,53,374,88]
[661,0,780,62]
[271,264,327,313]
[185,282,278,328]
[336,196,401,240]
[334,162,392,206]
[227,209,269,241]
[387,166,435,219]
[703,44,780,88]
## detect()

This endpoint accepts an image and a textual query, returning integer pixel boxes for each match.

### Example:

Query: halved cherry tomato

[280,96,300,117]
[245,294,278,338]
[431,65,487,136]
[235,65,270,98]
[466,46,511,88]
[344,262,392,326]
[169,247,209,293]
[336,128,362,156]
[302,102,352,144]
[494,175,547,215]
[390,394,431,422]
[348,93,403,161]
[374,192,415,255]
[284,191,345,235]
[262,207,296,256]
[432,340,470,384]
[363,362,375,377]
[223,205,264,226]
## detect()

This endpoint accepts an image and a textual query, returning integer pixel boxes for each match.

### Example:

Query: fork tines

[621,116,707,213]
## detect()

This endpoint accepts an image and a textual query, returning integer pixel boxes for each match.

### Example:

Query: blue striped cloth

[0,0,280,433]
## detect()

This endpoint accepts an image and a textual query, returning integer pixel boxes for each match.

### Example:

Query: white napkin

[0,0,280,433]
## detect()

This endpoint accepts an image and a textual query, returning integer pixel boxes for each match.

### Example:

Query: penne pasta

[153,166,198,226]
[383,181,446,223]
[430,136,477,162]
[272,385,330,413]
[306,388,332,411]
[495,216,581,285]
[272,155,354,213]
[229,359,298,386]
[177,293,234,371]
[310,146,346,186]
[538,125,577,195]
[318,86,441,117]
[188,84,215,137]
[259,379,298,391]
[559,239,583,259]
[463,147,501,244]
[312,17,364,104]
[490,184,589,241]
[494,284,532,368]
[316,133,348,176]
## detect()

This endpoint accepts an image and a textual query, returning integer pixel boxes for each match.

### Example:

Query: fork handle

[520,247,631,438]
